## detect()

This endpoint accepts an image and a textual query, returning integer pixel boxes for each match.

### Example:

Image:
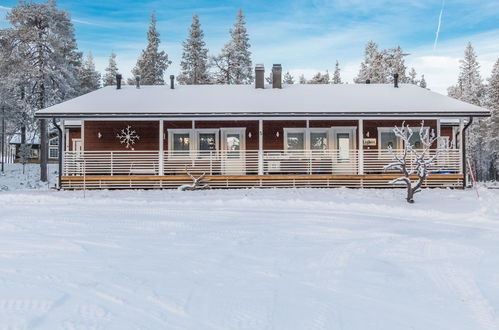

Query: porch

[61,149,463,189]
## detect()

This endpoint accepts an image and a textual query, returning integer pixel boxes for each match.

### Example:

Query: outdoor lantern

[97,132,102,139]
[276,131,280,138]
[248,132,252,138]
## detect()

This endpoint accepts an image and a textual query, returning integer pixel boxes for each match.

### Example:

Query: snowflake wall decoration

[116,125,140,150]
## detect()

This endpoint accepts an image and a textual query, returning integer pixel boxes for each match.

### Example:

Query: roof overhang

[35,111,491,119]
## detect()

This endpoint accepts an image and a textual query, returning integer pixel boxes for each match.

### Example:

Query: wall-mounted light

[97,132,102,139]
[276,131,280,138]
[248,132,252,138]
[366,131,370,138]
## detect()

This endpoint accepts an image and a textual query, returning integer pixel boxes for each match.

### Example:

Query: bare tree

[178,171,210,191]
[384,121,441,203]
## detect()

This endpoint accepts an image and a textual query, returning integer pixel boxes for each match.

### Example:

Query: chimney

[394,73,399,88]
[255,64,264,89]
[116,74,122,89]
[135,75,140,89]
[272,64,282,89]
[170,75,175,89]
[366,79,370,84]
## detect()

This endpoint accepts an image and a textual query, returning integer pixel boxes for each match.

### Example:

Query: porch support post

[358,119,364,175]
[159,120,164,176]
[258,119,263,175]
[459,118,464,175]
[436,119,441,147]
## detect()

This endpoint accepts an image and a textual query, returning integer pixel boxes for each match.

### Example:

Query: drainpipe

[462,116,473,189]
[52,118,63,190]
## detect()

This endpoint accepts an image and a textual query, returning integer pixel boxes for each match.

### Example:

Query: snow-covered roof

[9,133,40,145]
[35,83,490,118]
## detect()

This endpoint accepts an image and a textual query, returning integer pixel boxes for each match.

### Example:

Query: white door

[72,139,83,175]
[331,127,356,174]
[221,128,246,175]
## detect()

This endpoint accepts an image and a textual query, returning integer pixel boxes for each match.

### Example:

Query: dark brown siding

[84,121,159,151]
[67,128,81,151]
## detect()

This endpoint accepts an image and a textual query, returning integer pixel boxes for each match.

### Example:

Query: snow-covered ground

[1,164,499,329]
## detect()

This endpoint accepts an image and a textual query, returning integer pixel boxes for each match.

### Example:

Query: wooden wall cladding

[84,121,159,151]
[67,128,81,151]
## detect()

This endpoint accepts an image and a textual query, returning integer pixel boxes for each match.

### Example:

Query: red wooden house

[35,65,490,189]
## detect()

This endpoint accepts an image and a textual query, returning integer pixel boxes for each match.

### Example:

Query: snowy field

[1,165,499,329]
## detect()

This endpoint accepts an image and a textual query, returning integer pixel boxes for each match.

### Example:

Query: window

[30,148,39,159]
[380,131,398,149]
[310,132,328,150]
[408,127,430,149]
[199,133,217,150]
[168,129,192,151]
[49,137,59,146]
[49,147,59,159]
[287,132,305,150]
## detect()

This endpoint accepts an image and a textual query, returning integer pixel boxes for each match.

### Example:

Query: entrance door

[221,128,246,175]
[331,127,356,174]
[72,139,83,175]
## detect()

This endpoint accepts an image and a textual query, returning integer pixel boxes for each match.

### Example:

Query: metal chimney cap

[255,64,264,71]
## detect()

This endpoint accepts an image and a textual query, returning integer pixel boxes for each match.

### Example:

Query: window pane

[287,132,304,150]
[199,133,216,151]
[310,132,328,150]
[380,132,397,149]
[49,148,58,159]
[226,134,241,151]
[409,130,423,149]
[173,133,190,151]
[337,133,350,161]
[49,138,59,146]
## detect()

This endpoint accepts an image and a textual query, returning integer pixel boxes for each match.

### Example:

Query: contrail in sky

[433,0,445,51]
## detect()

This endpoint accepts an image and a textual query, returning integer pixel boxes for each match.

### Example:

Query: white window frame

[220,128,246,151]
[283,127,357,152]
[377,127,403,150]
[196,129,219,150]
[283,128,307,152]
[168,129,193,155]
[49,147,59,159]
[49,137,59,146]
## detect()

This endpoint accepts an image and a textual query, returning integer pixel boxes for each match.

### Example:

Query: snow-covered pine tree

[265,71,273,84]
[130,11,171,85]
[299,74,307,84]
[1,0,82,181]
[420,74,427,88]
[386,45,408,83]
[331,61,342,84]
[448,42,488,180]
[283,71,294,84]
[308,71,330,84]
[408,68,418,84]
[354,41,388,83]
[78,52,101,94]
[103,52,119,87]
[178,15,210,85]
[211,9,252,84]
[485,58,499,179]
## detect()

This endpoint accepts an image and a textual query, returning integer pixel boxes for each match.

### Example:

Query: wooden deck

[61,174,464,190]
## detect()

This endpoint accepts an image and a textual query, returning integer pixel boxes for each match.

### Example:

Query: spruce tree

[308,71,330,84]
[485,58,499,179]
[178,15,210,85]
[212,9,252,84]
[408,68,418,84]
[103,52,119,87]
[332,61,342,84]
[354,41,388,83]
[299,74,307,84]
[448,42,488,180]
[130,11,171,85]
[78,52,101,94]
[387,45,408,83]
[283,71,294,84]
[419,74,427,88]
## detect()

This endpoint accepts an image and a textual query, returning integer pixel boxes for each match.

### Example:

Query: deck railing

[62,149,461,177]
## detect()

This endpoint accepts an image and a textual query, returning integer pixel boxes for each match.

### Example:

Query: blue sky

[1,0,499,93]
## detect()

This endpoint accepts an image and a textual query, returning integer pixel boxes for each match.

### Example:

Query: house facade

[35,65,490,189]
